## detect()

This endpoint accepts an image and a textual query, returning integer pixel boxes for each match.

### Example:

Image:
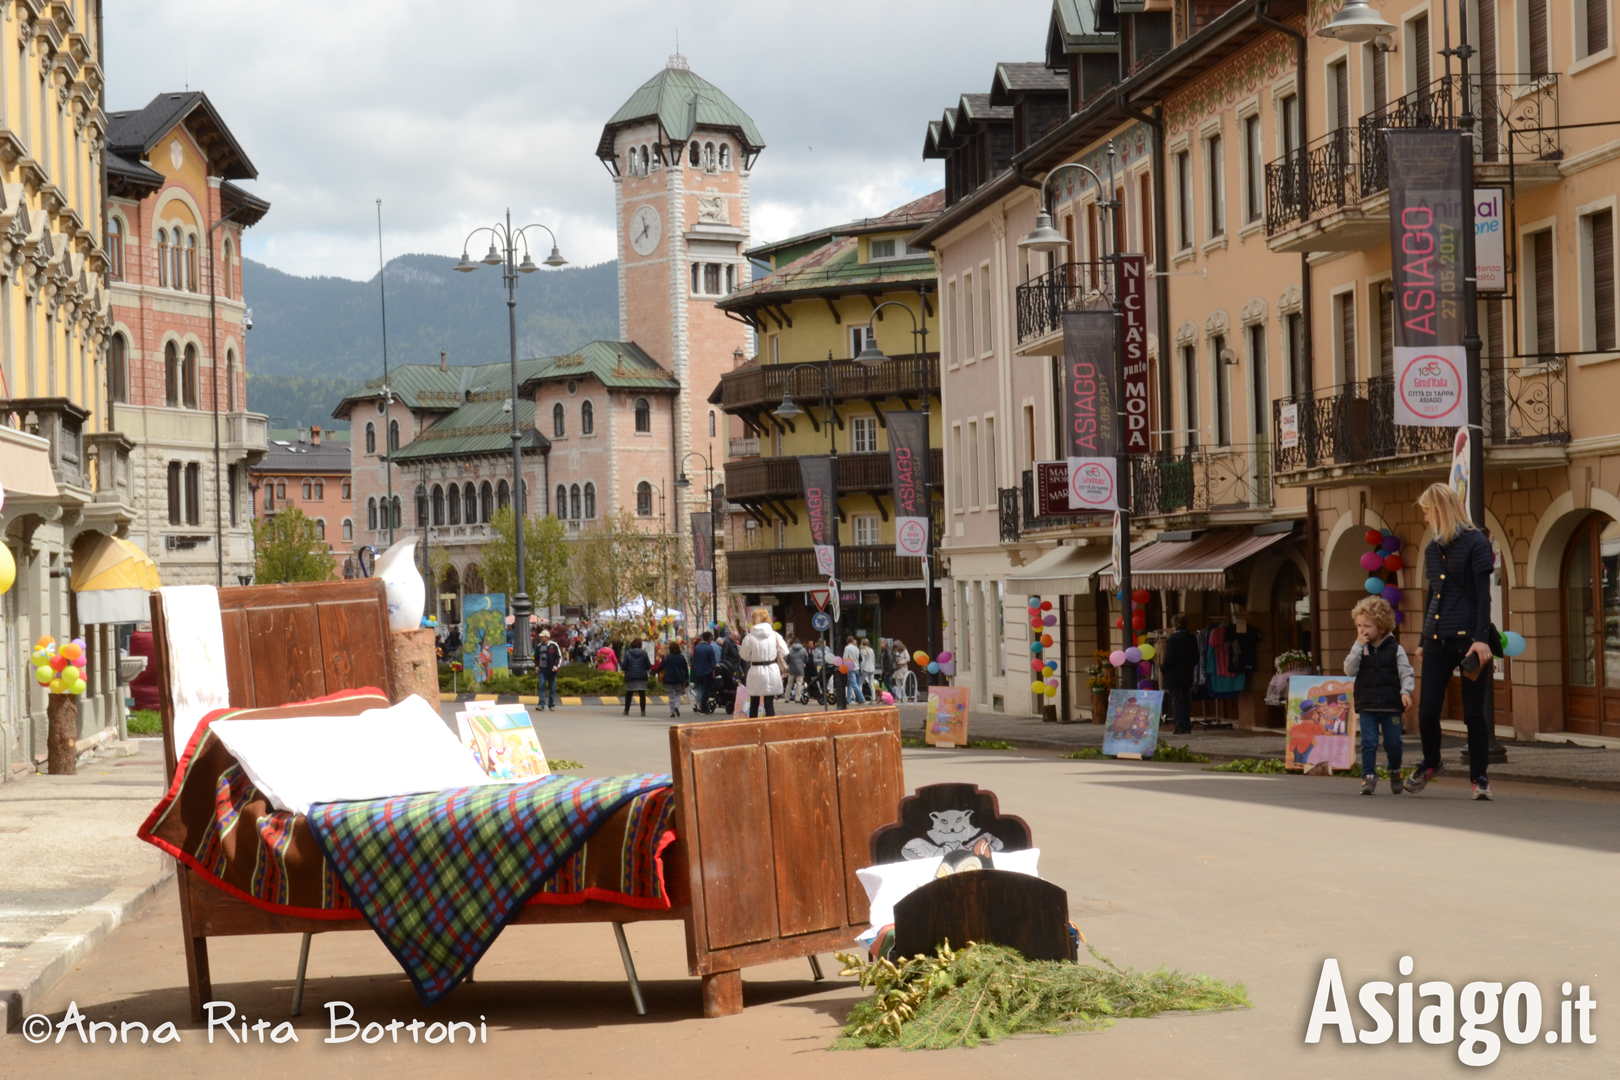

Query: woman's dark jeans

[1417,636,1492,781]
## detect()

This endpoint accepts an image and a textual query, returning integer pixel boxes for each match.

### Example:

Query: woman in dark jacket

[656,642,689,718]
[621,639,652,716]
[1409,483,1497,800]
[1160,615,1199,734]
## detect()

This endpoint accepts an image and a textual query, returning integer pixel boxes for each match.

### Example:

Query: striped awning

[1099,529,1293,592]
[72,534,162,623]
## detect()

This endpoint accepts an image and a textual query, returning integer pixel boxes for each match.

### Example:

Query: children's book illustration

[1286,676,1355,773]
[925,685,971,747]
[456,704,548,780]
[1102,689,1164,757]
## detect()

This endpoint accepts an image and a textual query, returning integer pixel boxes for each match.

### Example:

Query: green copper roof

[597,63,764,159]
[518,340,680,394]
[388,398,547,464]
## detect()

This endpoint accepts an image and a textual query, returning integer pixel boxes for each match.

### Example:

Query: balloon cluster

[1498,629,1527,657]
[1106,589,1157,677]
[32,635,89,697]
[909,648,955,676]
[1026,595,1062,697]
[1359,528,1406,624]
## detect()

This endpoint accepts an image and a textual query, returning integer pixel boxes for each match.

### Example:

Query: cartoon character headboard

[869,783,1033,863]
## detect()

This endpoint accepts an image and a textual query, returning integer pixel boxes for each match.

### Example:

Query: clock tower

[598,52,764,618]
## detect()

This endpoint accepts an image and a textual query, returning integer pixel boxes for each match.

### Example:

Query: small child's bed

[144,580,903,1020]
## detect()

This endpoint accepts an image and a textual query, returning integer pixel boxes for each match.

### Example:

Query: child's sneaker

[1405,764,1440,793]
[1472,778,1493,801]
[1389,772,1404,794]
[1360,774,1378,796]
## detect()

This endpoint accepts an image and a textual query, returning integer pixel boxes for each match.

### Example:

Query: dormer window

[870,238,896,260]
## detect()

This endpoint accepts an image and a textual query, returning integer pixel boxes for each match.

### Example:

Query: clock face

[630,205,661,256]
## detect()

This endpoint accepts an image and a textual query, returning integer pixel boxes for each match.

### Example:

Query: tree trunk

[47,693,78,774]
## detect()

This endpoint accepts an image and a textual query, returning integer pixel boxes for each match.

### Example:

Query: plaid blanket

[307,772,673,1006]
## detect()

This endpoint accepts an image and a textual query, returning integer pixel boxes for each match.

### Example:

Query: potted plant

[1086,652,1115,724]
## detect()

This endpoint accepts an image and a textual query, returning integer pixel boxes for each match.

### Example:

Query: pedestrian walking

[691,631,717,711]
[1409,482,1498,800]
[656,640,689,717]
[859,636,877,700]
[621,638,651,716]
[785,636,808,701]
[879,637,896,694]
[1161,615,1198,734]
[596,643,619,671]
[1343,596,1412,795]
[535,630,562,710]
[719,629,744,680]
[741,612,789,717]
[842,635,866,705]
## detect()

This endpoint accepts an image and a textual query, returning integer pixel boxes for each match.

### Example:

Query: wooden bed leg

[612,923,647,1016]
[808,955,825,981]
[290,933,312,1016]
[701,970,742,1017]
[175,870,212,1023]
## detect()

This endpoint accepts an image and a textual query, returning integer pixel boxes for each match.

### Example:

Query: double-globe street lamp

[456,211,566,675]
[1015,146,1139,691]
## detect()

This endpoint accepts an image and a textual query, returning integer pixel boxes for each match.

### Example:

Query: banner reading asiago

[1388,130,1468,428]
[1063,309,1118,510]
[888,411,930,558]
[800,455,837,576]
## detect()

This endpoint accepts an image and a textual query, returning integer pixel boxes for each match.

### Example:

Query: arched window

[709,409,716,437]
[225,349,237,411]
[182,344,199,408]
[626,146,637,175]
[156,228,169,288]
[704,142,716,170]
[497,478,510,511]
[367,497,378,530]
[691,263,701,293]
[264,485,274,510]
[415,485,427,526]
[171,231,184,290]
[583,482,597,519]
[431,484,445,526]
[480,481,493,522]
[164,342,180,406]
[185,234,198,293]
[392,496,402,529]
[108,333,127,403]
[388,419,400,452]
[553,402,565,437]
[314,480,324,499]
[276,481,286,499]
[463,482,477,524]
[634,397,651,432]
[581,400,594,434]
[221,239,233,299]
[554,484,566,518]
[639,145,649,174]
[341,479,351,499]
[636,481,653,516]
[447,482,462,524]
[719,143,731,170]
[569,484,581,520]
[365,422,376,453]
[315,518,326,541]
[108,216,124,280]
[302,479,312,500]
[342,518,353,542]
[689,140,700,166]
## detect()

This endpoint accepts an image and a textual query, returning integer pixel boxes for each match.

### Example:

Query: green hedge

[438,662,664,697]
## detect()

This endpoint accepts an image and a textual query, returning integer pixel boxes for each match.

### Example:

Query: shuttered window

[1332,60,1349,132]
[1531,228,1556,356]
[1583,0,1611,58]
[185,463,202,526]
[1371,47,1387,113]
[1337,292,1357,383]
[1529,0,1549,76]
[1413,16,1430,89]
[1182,345,1200,448]
[1140,173,1154,255]
[167,462,182,525]
[1176,150,1193,250]
[1377,285,1395,379]
[1213,334,1231,445]
[1591,209,1616,352]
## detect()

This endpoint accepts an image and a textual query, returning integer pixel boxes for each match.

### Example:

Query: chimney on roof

[440,350,448,372]
[298,426,309,444]
[311,425,322,446]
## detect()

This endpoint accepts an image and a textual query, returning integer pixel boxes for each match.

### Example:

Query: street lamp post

[773,364,840,710]
[1017,148,1135,690]
[853,293,939,681]
[455,210,567,675]
[675,449,717,634]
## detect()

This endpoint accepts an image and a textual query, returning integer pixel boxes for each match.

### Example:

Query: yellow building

[0,3,129,776]
[714,192,944,652]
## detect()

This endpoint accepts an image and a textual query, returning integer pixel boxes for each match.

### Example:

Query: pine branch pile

[832,941,1249,1050]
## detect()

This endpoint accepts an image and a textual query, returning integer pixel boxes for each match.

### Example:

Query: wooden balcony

[715,356,940,421]
[727,545,925,590]
[723,449,943,503]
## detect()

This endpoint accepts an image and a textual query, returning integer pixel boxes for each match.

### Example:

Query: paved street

[4,701,1615,1078]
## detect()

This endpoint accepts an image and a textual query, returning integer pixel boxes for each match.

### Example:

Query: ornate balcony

[1130,444,1272,518]
[714,356,940,421]
[1266,74,1561,252]
[723,449,943,505]
[996,471,1110,542]
[727,545,927,590]
[1271,358,1569,483]
[1014,261,1115,351]
[1,397,89,487]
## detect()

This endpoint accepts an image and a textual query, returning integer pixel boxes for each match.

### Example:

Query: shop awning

[71,534,162,623]
[1099,528,1293,592]
[1005,545,1114,595]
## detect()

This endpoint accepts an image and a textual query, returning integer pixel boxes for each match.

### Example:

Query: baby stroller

[795,664,827,705]
[697,663,740,714]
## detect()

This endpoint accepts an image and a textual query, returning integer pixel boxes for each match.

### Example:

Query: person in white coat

[740,615,790,717]
[858,636,877,700]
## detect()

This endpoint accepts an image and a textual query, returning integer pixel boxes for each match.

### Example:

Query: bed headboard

[669,706,903,980]
[151,579,397,780]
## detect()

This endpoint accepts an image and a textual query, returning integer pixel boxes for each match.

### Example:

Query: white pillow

[208,695,501,815]
[855,848,1042,945]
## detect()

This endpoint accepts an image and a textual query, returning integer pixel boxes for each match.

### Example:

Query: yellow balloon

[48,678,65,694]
[0,541,14,594]
[1138,643,1156,661]
[1031,681,1045,694]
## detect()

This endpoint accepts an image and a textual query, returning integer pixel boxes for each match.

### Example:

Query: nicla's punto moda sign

[1388,130,1469,427]
[1062,309,1118,510]
[887,410,930,558]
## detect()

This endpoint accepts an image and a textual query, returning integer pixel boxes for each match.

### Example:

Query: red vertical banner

[1119,254,1149,454]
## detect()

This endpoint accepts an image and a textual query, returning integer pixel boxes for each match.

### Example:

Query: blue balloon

[1364,577,1386,595]
[927,661,940,674]
[1502,630,1526,657]
[1031,641,1043,654]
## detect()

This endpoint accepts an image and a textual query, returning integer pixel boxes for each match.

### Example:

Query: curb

[454,694,673,707]
[0,858,175,1033]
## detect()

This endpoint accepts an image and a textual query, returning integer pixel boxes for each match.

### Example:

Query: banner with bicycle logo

[1393,347,1467,426]
[1388,130,1468,428]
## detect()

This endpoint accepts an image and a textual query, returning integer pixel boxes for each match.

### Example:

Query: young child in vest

[1343,596,1413,796]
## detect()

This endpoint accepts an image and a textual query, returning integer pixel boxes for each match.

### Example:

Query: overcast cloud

[103,1,1052,281]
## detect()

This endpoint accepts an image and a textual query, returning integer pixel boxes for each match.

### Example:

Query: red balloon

[1115,617,1124,629]
[1131,612,1147,630]
[1364,529,1382,546]
[49,654,68,672]
[1040,600,1053,611]
[1383,554,1404,572]
[1131,590,1151,605]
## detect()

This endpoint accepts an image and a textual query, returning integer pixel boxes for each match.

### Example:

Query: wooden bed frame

[150,580,902,1019]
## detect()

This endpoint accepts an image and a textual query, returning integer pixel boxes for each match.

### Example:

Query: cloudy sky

[104,0,1054,281]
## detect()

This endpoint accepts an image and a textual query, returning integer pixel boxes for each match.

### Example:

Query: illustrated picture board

[1102,689,1163,758]
[925,685,971,747]
[456,703,548,780]
[1285,676,1356,773]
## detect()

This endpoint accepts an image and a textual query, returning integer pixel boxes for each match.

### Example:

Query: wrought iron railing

[1015,261,1116,344]
[998,487,1021,543]
[1010,470,1111,535]
[1266,74,1560,235]
[1271,357,1568,474]
[1130,444,1273,516]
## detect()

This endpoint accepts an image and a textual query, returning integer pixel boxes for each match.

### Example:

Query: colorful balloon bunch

[909,648,955,676]
[1106,589,1158,677]
[1027,595,1061,697]
[32,635,89,697]
[1359,528,1405,623]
